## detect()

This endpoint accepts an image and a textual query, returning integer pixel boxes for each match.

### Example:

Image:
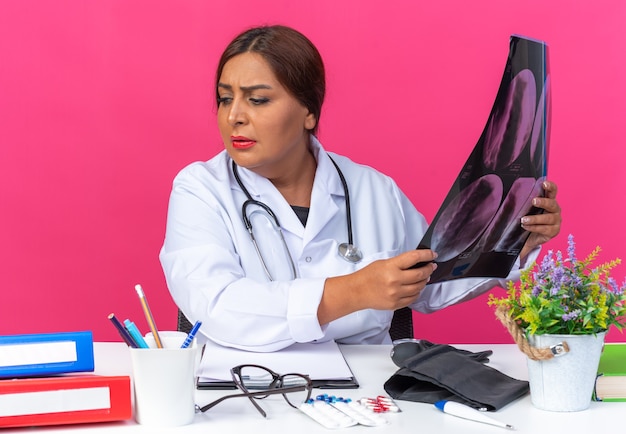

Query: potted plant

[488,234,626,411]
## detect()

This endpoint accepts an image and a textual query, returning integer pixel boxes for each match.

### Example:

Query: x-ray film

[416,35,550,283]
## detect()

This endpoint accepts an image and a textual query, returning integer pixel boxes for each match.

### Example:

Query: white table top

[3,342,622,432]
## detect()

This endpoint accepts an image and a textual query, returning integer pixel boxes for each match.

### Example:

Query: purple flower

[607,277,620,294]
[540,250,554,273]
[569,274,583,287]
[545,264,565,296]
[567,234,577,264]
[562,311,579,321]
[550,268,560,281]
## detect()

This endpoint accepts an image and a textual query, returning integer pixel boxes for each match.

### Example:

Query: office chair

[177,309,194,334]
[388,306,414,341]
[177,306,414,340]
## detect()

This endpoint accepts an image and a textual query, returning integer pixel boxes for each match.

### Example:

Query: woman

[160,25,561,351]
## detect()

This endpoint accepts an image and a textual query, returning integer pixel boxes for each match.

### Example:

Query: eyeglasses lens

[237,365,276,390]
[237,366,310,408]
[277,374,310,407]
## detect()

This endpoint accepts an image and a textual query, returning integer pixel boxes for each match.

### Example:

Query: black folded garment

[384,340,528,411]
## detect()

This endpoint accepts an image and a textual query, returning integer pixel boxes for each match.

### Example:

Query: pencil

[134,284,163,348]
[108,313,139,348]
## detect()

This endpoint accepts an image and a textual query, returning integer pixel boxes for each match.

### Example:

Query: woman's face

[217,52,316,178]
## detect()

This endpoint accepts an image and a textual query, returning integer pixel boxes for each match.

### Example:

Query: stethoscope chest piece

[338,243,363,263]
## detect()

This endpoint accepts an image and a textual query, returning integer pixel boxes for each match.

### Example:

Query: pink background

[1,1,625,344]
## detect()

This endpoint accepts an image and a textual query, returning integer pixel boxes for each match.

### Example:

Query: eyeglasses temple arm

[198,387,304,416]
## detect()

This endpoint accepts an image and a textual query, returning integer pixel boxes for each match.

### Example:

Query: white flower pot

[526,332,606,411]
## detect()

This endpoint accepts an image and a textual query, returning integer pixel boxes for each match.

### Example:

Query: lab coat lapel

[303,153,342,245]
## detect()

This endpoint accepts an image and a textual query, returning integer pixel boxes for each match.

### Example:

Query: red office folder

[0,375,132,428]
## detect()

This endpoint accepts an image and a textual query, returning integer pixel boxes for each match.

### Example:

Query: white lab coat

[160,137,533,352]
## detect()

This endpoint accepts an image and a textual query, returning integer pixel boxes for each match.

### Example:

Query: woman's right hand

[318,249,437,325]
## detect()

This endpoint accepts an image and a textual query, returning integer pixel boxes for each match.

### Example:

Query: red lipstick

[231,136,256,149]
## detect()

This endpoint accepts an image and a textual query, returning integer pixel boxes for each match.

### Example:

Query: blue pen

[181,321,202,349]
[123,319,149,348]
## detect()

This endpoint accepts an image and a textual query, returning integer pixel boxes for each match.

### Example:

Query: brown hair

[215,25,326,134]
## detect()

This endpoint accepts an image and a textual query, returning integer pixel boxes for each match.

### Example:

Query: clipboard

[196,339,359,390]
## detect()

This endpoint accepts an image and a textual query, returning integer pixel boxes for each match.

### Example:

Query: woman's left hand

[520,180,562,260]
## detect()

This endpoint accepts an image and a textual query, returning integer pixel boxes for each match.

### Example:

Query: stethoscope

[232,156,363,281]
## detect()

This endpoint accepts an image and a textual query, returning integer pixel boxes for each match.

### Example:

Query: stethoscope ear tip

[338,243,363,263]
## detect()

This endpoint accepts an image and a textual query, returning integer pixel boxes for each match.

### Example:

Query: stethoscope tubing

[328,156,354,247]
[231,154,360,281]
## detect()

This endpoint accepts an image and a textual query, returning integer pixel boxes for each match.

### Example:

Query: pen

[123,319,149,348]
[108,313,139,348]
[434,400,514,430]
[181,320,202,349]
[134,284,163,348]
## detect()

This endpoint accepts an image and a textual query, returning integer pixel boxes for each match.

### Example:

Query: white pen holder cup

[129,331,198,426]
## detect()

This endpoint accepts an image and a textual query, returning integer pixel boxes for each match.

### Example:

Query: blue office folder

[0,331,95,378]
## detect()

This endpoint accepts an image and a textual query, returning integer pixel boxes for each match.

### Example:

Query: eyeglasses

[197,364,313,418]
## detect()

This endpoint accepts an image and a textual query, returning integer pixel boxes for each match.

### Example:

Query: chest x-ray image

[417,35,550,283]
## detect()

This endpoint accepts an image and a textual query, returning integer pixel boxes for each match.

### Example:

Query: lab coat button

[305,256,312,262]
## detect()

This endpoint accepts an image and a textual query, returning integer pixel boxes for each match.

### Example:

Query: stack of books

[593,343,626,402]
[0,331,131,428]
